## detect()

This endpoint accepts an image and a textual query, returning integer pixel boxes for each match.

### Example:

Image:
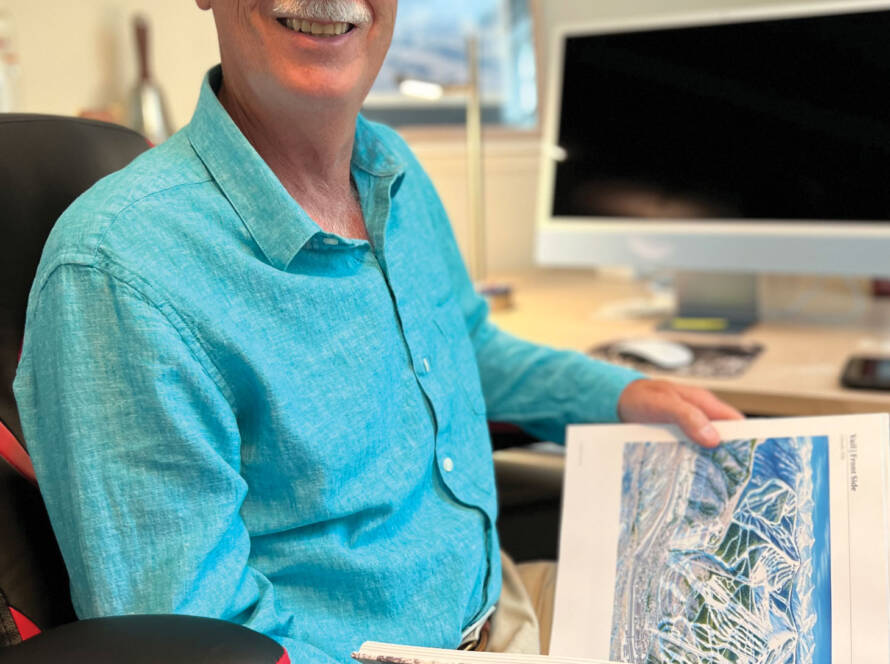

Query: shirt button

[422,357,431,373]
[322,238,339,246]
[443,457,454,472]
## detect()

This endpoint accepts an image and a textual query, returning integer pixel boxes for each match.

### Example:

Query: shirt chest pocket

[432,299,487,417]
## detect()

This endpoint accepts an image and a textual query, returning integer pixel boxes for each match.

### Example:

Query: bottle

[129,14,174,145]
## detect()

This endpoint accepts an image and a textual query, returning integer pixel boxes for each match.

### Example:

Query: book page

[352,640,616,664]
[550,414,890,664]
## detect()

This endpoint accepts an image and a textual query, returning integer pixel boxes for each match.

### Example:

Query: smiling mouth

[277,18,354,36]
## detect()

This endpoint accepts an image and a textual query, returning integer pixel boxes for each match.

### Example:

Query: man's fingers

[675,384,744,420]
[617,379,742,447]
[666,394,721,448]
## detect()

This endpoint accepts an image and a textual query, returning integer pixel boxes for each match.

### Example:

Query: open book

[352,641,616,664]
[551,414,890,664]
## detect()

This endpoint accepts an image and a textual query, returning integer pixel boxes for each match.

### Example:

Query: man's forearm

[473,322,644,443]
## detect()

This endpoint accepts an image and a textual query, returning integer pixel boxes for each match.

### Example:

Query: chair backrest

[0,114,149,640]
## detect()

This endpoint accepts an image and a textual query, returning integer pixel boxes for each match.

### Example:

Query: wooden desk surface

[488,269,890,416]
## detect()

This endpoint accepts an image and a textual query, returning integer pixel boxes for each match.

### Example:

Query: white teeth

[282,18,350,36]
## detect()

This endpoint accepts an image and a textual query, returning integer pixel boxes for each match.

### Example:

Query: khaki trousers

[487,552,558,655]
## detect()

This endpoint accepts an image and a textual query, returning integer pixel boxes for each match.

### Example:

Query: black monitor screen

[553,9,890,222]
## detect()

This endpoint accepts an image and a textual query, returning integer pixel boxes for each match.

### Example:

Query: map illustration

[611,436,831,664]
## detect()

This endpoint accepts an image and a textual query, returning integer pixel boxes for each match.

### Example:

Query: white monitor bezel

[536,0,890,277]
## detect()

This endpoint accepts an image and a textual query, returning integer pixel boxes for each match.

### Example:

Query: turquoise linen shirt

[13,67,642,662]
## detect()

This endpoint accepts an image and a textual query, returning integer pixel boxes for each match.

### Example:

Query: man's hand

[617,379,744,447]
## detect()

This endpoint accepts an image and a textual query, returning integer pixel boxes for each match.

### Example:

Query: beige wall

[3,0,826,273]
[4,0,218,127]
[407,132,541,274]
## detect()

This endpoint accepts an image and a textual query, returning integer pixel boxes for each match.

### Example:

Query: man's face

[197,0,397,108]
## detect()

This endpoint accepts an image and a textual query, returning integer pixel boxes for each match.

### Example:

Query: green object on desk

[669,317,730,332]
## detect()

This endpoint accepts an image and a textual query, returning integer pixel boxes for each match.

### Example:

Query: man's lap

[487,552,557,655]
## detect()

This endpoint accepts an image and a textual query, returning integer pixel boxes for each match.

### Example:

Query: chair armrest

[488,422,540,451]
[494,444,565,506]
[0,614,288,664]
[494,444,566,562]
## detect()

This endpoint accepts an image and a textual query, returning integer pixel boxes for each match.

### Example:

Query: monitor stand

[658,271,758,334]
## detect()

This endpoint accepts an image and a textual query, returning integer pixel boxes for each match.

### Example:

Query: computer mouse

[614,338,694,370]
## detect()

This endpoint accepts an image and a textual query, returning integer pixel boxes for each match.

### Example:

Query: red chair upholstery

[0,114,288,663]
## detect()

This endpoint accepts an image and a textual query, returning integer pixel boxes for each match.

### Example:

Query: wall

[3,0,827,273]
[3,0,218,128]
[406,131,541,275]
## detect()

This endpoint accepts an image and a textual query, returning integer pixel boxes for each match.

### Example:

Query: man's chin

[272,69,368,107]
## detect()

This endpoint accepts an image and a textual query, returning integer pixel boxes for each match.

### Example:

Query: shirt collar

[186,65,405,270]
[351,114,404,178]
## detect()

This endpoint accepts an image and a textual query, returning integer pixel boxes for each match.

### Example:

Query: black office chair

[0,114,288,663]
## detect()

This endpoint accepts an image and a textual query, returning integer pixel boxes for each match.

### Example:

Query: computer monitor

[536,1,890,329]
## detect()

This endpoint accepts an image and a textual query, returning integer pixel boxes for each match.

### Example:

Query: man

[13,1,742,661]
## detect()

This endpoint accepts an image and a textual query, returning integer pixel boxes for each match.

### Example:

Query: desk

[488,269,890,417]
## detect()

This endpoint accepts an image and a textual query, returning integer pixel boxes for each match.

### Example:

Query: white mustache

[272,0,372,25]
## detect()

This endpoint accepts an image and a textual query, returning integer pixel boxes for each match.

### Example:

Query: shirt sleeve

[426,198,645,444]
[13,263,334,662]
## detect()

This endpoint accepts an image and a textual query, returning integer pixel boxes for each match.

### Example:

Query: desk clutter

[590,340,764,378]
